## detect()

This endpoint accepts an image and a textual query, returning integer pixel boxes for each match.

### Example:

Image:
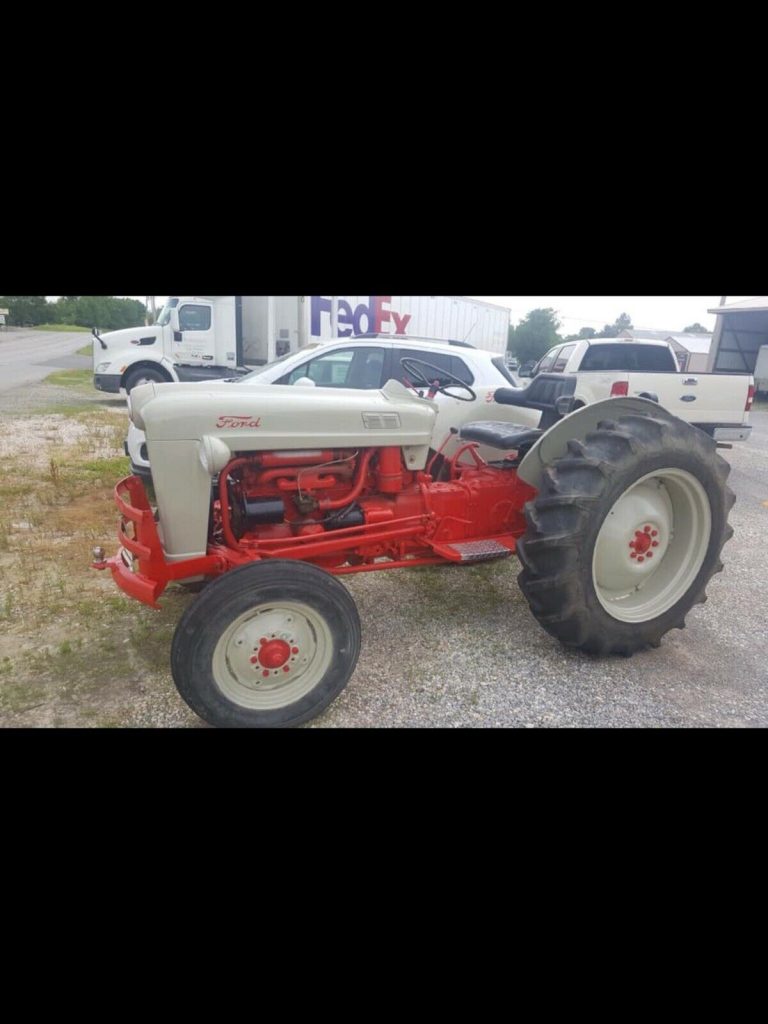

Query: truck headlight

[96,362,111,373]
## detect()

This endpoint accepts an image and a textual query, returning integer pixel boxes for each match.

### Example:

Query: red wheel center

[629,525,660,559]
[257,639,291,669]
[633,532,652,554]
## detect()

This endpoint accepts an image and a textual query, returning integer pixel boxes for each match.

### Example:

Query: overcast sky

[469,296,747,335]
[113,295,753,336]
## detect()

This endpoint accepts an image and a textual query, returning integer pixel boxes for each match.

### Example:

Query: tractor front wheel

[171,560,361,727]
[516,413,735,655]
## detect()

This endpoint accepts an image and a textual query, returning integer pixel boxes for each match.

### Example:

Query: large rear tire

[171,560,361,727]
[516,413,735,655]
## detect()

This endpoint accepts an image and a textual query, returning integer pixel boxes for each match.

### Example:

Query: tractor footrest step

[430,538,516,563]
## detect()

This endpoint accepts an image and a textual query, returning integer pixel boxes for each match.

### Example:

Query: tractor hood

[130,379,439,561]
[130,378,438,453]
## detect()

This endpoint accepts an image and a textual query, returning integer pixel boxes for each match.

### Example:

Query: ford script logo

[216,415,262,428]
[680,395,697,402]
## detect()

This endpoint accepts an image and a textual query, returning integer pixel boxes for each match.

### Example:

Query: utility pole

[146,296,157,325]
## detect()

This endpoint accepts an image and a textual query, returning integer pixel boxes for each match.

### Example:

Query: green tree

[597,312,633,337]
[683,322,709,334]
[509,308,562,363]
[564,326,598,342]
[0,295,51,326]
[49,296,147,331]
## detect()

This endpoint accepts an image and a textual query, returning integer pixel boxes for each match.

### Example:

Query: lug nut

[92,546,105,563]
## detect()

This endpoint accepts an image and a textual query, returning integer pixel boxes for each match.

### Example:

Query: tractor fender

[517,397,684,489]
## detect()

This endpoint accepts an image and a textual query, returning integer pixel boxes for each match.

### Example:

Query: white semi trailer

[92,295,510,394]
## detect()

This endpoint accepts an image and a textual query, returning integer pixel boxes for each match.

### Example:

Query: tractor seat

[458,422,543,450]
[493,373,577,430]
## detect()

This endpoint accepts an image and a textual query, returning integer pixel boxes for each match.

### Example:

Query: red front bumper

[93,476,225,608]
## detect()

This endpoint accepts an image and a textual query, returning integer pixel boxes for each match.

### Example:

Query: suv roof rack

[353,333,476,349]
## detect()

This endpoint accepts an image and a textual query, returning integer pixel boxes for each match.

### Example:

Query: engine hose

[317,449,375,511]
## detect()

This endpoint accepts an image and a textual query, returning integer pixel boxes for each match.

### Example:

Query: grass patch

[44,369,93,388]
[77,343,93,357]
[0,382,177,726]
[35,324,91,332]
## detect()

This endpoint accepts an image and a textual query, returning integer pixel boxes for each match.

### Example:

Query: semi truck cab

[93,297,240,394]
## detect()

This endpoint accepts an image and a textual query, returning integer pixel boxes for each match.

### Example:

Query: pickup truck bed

[530,339,754,441]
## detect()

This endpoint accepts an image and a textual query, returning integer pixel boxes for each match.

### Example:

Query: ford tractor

[94,361,735,728]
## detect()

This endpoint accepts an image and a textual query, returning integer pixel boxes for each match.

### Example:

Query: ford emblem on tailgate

[681,395,697,402]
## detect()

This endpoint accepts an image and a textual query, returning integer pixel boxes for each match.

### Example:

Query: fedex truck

[92,295,511,394]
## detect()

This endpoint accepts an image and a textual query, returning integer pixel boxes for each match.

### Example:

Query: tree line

[0,296,149,330]
[508,309,711,364]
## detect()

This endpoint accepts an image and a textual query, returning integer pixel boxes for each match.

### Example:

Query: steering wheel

[399,357,476,402]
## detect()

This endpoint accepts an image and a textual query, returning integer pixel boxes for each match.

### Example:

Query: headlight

[96,362,111,373]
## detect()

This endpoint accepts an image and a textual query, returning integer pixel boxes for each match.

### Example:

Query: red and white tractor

[94,360,735,727]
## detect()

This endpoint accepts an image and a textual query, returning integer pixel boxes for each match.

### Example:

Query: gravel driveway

[1,353,766,727]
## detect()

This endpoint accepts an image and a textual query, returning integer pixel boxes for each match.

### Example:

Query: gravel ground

[1,352,766,727]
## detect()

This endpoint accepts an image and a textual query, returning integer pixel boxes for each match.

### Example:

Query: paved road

[0,328,92,391]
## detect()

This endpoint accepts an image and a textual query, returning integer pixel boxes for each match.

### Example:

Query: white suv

[125,336,522,477]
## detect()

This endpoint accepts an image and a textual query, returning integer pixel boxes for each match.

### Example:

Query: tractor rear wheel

[516,413,735,655]
[171,560,361,727]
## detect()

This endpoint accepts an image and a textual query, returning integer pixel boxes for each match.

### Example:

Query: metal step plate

[442,539,513,563]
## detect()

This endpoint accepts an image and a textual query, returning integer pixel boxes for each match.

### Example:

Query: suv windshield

[238,345,324,382]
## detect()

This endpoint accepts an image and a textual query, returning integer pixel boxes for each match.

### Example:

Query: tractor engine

[215,445,530,567]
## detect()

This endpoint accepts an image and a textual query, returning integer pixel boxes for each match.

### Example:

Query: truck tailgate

[626,372,751,426]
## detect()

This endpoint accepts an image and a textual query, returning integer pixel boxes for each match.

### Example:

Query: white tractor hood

[129,379,439,560]
[130,378,437,451]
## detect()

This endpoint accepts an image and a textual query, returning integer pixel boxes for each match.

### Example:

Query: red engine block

[104,444,537,606]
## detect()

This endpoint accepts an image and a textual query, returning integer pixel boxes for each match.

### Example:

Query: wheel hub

[212,601,333,709]
[592,468,712,624]
[594,481,672,593]
[628,523,662,563]
[254,638,293,669]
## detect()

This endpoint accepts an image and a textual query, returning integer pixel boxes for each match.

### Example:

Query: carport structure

[707,297,768,373]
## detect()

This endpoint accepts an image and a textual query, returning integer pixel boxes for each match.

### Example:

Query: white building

[706,297,768,375]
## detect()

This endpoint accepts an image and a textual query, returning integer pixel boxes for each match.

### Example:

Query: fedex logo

[311,296,412,338]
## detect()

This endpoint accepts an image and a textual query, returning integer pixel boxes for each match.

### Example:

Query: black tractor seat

[492,373,577,430]
[458,422,542,450]
[457,374,578,452]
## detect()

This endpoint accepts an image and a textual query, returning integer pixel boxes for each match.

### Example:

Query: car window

[552,344,576,372]
[396,349,475,386]
[450,356,474,385]
[534,347,560,375]
[283,347,385,388]
[491,357,516,385]
[178,304,211,332]
[579,344,677,373]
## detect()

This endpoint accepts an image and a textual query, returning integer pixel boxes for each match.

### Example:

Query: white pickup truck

[530,338,755,441]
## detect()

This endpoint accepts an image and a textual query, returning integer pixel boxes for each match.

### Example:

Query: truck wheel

[170,560,361,727]
[124,367,168,393]
[516,413,735,655]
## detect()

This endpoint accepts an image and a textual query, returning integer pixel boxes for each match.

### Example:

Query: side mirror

[169,308,180,333]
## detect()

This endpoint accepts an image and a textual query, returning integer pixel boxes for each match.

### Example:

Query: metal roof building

[706,297,768,373]
[619,329,713,371]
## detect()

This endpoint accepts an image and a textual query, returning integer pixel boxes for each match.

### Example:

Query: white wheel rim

[592,468,711,623]
[212,600,333,710]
